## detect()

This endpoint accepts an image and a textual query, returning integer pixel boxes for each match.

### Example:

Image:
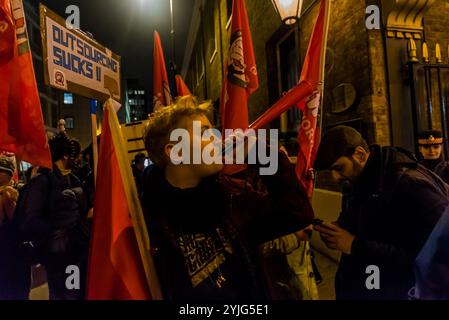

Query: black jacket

[336,145,449,300]
[141,153,314,300]
[421,157,449,185]
[16,167,88,254]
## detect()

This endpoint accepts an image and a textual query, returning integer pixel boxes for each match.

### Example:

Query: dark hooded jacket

[336,145,449,300]
[141,152,314,300]
[420,157,449,185]
[411,205,449,300]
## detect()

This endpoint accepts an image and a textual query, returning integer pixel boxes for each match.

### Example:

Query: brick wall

[183,0,393,146]
[425,0,449,59]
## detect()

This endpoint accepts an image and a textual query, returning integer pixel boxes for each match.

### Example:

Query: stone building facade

[182,0,448,157]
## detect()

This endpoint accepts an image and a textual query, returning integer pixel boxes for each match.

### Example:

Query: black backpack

[14,171,55,244]
[14,171,89,256]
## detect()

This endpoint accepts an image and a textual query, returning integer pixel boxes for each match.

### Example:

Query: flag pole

[90,99,98,184]
[104,100,163,299]
[317,0,331,133]
[311,0,332,195]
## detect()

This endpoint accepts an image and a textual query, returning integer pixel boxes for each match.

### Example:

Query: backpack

[14,171,89,258]
[14,171,55,244]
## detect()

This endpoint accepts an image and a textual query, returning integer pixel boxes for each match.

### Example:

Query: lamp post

[271,0,304,25]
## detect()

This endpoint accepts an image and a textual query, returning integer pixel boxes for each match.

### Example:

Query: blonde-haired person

[141,96,314,300]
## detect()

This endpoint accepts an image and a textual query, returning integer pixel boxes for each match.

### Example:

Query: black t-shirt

[143,167,256,300]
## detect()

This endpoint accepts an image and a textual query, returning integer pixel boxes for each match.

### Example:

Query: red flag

[0,0,52,169]
[295,0,330,198]
[248,0,330,198]
[153,31,172,111]
[175,74,191,97]
[87,100,162,300]
[220,0,259,134]
[249,82,313,130]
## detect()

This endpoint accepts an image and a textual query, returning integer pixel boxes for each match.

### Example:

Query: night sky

[38,0,195,93]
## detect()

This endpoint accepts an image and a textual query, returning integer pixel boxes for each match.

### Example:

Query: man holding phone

[313,126,449,300]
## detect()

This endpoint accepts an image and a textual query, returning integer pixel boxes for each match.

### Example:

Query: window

[278,30,301,131]
[266,28,302,135]
[64,93,73,104]
[198,41,205,80]
[209,5,218,64]
[226,0,233,29]
[64,117,74,129]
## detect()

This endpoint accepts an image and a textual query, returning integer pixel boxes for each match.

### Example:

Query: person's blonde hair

[144,96,213,167]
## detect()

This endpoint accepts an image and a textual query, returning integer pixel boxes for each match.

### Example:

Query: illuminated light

[271,0,303,25]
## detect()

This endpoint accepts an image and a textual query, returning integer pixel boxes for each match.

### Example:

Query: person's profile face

[329,147,368,186]
[173,114,223,178]
[419,144,443,160]
[63,153,80,170]
[329,156,359,185]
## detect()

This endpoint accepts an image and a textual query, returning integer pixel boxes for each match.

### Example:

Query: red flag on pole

[0,0,52,169]
[175,75,191,97]
[249,82,314,130]
[220,0,259,134]
[249,0,330,198]
[153,31,172,111]
[295,0,331,198]
[87,100,162,300]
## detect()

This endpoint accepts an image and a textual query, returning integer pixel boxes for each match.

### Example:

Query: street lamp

[271,0,304,25]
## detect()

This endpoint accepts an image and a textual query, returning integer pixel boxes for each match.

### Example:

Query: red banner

[153,31,172,111]
[220,0,259,134]
[0,0,52,169]
[175,74,191,97]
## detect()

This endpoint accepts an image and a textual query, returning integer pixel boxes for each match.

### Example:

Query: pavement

[29,251,338,301]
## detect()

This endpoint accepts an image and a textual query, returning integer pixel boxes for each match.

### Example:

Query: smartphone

[312,219,324,226]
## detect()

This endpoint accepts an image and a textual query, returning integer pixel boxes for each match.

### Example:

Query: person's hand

[314,222,355,255]
[295,225,314,241]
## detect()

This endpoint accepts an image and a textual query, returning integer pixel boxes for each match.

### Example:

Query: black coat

[16,167,90,300]
[412,203,449,300]
[1,168,89,299]
[16,168,86,245]
[435,161,449,184]
[336,145,449,300]
[141,153,314,300]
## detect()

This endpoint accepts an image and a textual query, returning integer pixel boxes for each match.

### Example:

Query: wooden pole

[90,99,99,184]
[312,0,332,197]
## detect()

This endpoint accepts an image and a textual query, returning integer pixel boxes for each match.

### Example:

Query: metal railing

[407,39,449,158]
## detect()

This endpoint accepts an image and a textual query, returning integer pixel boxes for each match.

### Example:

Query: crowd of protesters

[1,96,448,300]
